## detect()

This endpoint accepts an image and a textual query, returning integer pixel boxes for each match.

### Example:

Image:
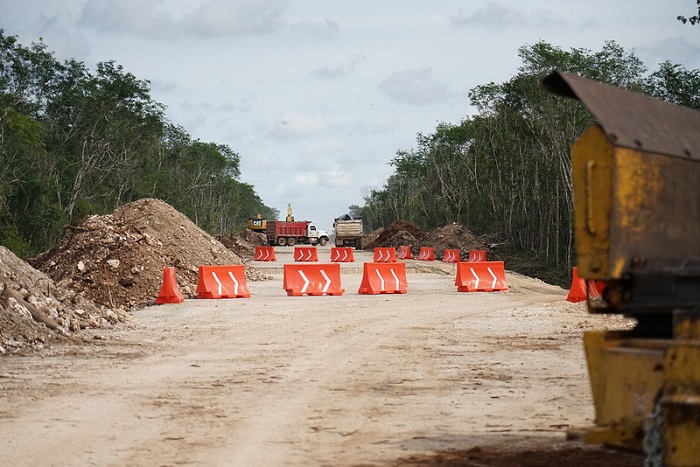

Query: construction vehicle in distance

[265,204,329,247]
[543,71,700,466]
[333,214,364,249]
[246,214,267,233]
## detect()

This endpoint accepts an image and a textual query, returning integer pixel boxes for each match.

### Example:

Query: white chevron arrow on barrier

[320,269,331,293]
[212,272,223,295]
[228,271,239,295]
[374,268,385,290]
[470,268,480,289]
[487,267,497,289]
[298,270,310,293]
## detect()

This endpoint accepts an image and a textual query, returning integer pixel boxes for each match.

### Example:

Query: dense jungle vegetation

[1,30,699,286]
[353,41,700,283]
[0,30,277,259]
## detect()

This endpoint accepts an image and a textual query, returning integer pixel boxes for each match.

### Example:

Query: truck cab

[307,223,329,246]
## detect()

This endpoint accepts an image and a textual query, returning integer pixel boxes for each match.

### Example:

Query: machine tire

[287,237,296,246]
[277,237,286,246]
[319,237,328,247]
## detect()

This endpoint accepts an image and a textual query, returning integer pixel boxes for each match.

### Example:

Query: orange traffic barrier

[397,245,413,259]
[294,246,319,262]
[196,265,250,299]
[283,263,344,296]
[442,249,460,263]
[156,267,185,304]
[373,247,397,262]
[566,267,606,303]
[254,246,277,261]
[416,247,435,261]
[330,247,355,262]
[455,261,508,292]
[358,262,408,295]
[467,250,486,262]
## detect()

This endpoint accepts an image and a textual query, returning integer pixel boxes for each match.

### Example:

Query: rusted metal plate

[543,71,700,161]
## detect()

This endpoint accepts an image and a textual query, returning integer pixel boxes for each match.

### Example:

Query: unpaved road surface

[0,248,641,466]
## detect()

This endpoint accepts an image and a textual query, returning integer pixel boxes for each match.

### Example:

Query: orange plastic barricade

[283,263,344,296]
[416,247,435,261]
[294,246,319,262]
[358,262,408,295]
[467,250,486,262]
[442,249,460,263]
[566,267,606,303]
[397,245,413,259]
[373,247,397,263]
[330,247,355,262]
[455,261,508,292]
[156,267,185,304]
[254,246,276,261]
[196,265,250,299]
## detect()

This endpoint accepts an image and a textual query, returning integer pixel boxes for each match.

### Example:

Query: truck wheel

[287,237,296,246]
[277,237,286,246]
[319,237,328,246]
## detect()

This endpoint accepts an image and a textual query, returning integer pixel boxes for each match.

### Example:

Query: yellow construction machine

[543,71,700,466]
[246,214,267,232]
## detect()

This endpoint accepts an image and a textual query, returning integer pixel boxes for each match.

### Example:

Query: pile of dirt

[216,230,268,259]
[366,220,489,260]
[364,221,422,249]
[0,246,128,355]
[31,198,266,311]
[420,223,489,259]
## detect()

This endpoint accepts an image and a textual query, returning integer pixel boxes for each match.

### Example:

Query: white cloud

[269,111,330,139]
[449,2,556,29]
[293,172,320,186]
[287,17,339,37]
[310,55,365,80]
[80,0,177,38]
[184,0,288,38]
[378,68,451,105]
[78,0,289,39]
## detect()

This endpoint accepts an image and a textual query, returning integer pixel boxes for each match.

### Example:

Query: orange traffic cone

[156,267,185,304]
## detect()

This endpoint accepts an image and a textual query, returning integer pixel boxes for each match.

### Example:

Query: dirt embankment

[2,198,266,354]
[365,220,489,260]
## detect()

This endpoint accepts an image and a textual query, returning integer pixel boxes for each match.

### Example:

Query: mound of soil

[420,223,489,259]
[0,246,128,355]
[31,198,265,311]
[216,230,268,259]
[364,221,422,250]
[365,220,489,260]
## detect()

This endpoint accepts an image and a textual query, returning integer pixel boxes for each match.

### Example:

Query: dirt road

[0,248,640,466]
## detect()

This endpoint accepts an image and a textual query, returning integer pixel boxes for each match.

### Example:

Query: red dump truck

[266,220,329,247]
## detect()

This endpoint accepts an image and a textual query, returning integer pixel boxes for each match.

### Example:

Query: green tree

[678,0,700,24]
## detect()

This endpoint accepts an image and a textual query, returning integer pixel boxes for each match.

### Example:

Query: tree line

[0,30,277,259]
[354,41,700,272]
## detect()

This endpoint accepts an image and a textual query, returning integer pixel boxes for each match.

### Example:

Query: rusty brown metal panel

[543,71,700,162]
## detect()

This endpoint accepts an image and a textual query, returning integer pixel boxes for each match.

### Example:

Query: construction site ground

[0,246,643,466]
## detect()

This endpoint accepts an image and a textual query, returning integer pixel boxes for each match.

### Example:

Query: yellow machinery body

[544,71,700,466]
[246,214,267,232]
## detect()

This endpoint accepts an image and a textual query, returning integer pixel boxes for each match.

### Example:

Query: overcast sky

[2,1,699,232]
